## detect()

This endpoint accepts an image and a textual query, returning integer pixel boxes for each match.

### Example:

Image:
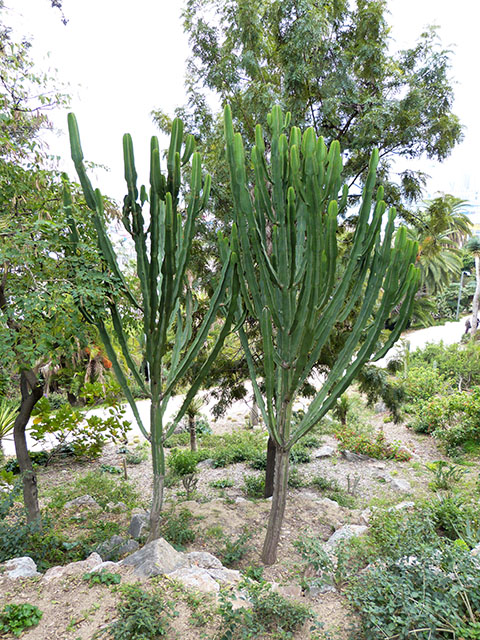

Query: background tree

[225,105,420,563]
[155,0,462,224]
[465,237,480,336]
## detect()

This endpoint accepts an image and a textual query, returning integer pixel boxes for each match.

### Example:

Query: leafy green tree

[0,14,94,521]
[156,0,462,222]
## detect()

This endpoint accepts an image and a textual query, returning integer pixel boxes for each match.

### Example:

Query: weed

[209,478,235,489]
[217,529,253,567]
[159,509,196,550]
[0,603,43,637]
[426,460,466,491]
[94,584,173,639]
[83,571,121,587]
[100,464,122,475]
[243,474,265,499]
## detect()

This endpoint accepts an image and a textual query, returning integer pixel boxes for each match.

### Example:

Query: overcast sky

[6,0,480,204]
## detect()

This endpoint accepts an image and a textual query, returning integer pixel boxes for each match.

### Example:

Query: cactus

[224,105,420,564]
[65,114,238,539]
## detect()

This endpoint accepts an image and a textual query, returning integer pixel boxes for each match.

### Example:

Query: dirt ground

[2,400,472,640]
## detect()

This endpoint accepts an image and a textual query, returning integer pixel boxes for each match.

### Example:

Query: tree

[465,237,480,337]
[159,0,462,223]
[225,105,420,564]
[66,114,239,540]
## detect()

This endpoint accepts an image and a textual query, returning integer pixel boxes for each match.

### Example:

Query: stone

[91,561,121,573]
[3,557,39,579]
[390,478,412,493]
[325,525,369,548]
[372,471,392,481]
[235,497,247,504]
[308,584,336,597]
[388,501,415,511]
[278,584,303,599]
[128,513,150,539]
[186,551,223,569]
[167,566,220,593]
[197,458,214,469]
[119,538,186,578]
[207,568,241,585]
[315,445,336,458]
[360,508,373,525]
[43,552,103,582]
[340,450,372,462]
[471,543,480,557]
[316,497,345,529]
[106,501,127,512]
[97,536,139,561]
[64,495,101,510]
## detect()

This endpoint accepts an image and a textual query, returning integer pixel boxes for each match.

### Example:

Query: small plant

[288,466,307,488]
[94,584,172,639]
[209,478,235,489]
[168,449,199,498]
[100,464,122,475]
[243,474,265,499]
[218,529,253,567]
[218,580,313,639]
[427,460,466,491]
[125,443,148,465]
[0,603,43,637]
[83,570,121,587]
[159,509,196,550]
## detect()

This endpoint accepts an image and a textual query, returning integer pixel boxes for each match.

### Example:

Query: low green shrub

[95,584,172,639]
[45,470,140,511]
[243,474,265,499]
[310,475,356,507]
[426,460,466,490]
[83,571,121,587]
[209,431,267,468]
[0,603,43,637]
[218,580,314,639]
[217,529,253,568]
[159,509,196,550]
[334,424,411,461]
[209,478,235,489]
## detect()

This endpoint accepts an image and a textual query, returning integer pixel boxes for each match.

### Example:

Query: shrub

[83,571,121,587]
[209,478,235,489]
[159,509,196,550]
[0,603,43,637]
[243,474,265,499]
[217,529,253,567]
[218,580,313,639]
[46,470,140,510]
[96,584,172,639]
[310,475,356,507]
[334,424,411,461]
[209,431,267,468]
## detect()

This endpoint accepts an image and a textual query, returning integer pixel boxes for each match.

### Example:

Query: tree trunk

[14,370,43,523]
[250,396,259,426]
[262,446,290,565]
[189,414,197,452]
[472,255,480,336]
[264,436,276,498]
[148,398,165,542]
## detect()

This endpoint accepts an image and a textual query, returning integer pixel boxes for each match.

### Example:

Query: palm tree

[465,237,480,336]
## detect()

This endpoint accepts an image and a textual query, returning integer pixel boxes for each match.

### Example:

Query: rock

[128,513,150,539]
[372,462,386,470]
[307,584,336,597]
[186,552,223,569]
[207,568,241,585]
[388,501,415,512]
[374,401,387,413]
[96,536,139,561]
[43,552,103,582]
[278,584,303,599]
[119,538,186,578]
[325,525,368,548]
[91,561,121,573]
[64,494,101,510]
[235,497,247,504]
[197,458,214,468]
[372,471,392,481]
[390,478,412,493]
[316,497,345,529]
[360,508,372,525]
[315,445,336,459]
[3,557,39,579]
[471,543,480,557]
[106,501,127,512]
[167,566,220,593]
[340,450,372,462]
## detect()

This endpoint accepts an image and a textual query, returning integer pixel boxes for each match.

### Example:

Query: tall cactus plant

[224,105,420,564]
[65,114,238,539]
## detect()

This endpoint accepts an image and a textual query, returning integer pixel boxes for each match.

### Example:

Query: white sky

[6,0,480,204]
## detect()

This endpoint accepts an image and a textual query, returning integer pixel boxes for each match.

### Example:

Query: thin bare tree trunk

[14,371,43,523]
[472,255,480,336]
[189,414,197,452]
[262,446,290,565]
[147,394,165,542]
[264,436,276,498]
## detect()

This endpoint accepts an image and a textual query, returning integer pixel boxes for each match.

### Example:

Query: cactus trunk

[262,446,290,564]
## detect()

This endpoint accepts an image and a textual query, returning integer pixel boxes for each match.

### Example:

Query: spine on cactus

[224,104,419,563]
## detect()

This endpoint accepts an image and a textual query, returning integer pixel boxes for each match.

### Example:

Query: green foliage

[4,450,49,474]
[0,603,43,637]
[83,571,121,587]
[100,464,122,475]
[334,424,411,461]
[124,444,148,465]
[294,535,370,592]
[426,461,466,491]
[209,478,235,489]
[310,475,356,508]
[218,580,314,639]
[30,396,131,460]
[410,341,480,391]
[159,509,196,550]
[243,474,265,499]
[0,398,15,444]
[45,470,139,511]
[167,449,198,477]
[217,529,253,568]
[95,584,172,640]
[208,430,267,468]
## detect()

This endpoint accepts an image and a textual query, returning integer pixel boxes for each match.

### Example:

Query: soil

[1,399,475,640]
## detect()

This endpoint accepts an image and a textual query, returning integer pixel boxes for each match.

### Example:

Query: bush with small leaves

[83,571,121,587]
